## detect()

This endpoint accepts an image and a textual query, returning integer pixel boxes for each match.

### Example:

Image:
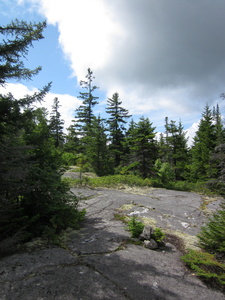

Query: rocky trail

[0,182,224,299]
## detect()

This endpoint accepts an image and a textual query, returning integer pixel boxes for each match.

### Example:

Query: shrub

[61,152,77,166]
[155,159,175,184]
[152,227,165,242]
[127,216,144,238]
[87,174,153,188]
[181,249,225,290]
[197,201,225,255]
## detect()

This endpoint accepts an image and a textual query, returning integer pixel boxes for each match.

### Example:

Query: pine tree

[0,20,83,246]
[49,97,65,147]
[212,104,225,146]
[164,119,189,180]
[127,117,157,178]
[198,201,225,255]
[0,19,46,85]
[75,68,99,135]
[85,116,110,176]
[190,105,216,181]
[106,92,131,168]
[64,124,80,153]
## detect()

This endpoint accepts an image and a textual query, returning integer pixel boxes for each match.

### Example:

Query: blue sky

[1,0,225,143]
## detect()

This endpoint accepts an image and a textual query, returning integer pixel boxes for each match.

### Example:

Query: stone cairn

[138,225,166,250]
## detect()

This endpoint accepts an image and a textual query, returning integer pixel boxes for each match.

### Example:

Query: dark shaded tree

[212,104,225,146]
[0,20,84,246]
[190,105,216,180]
[86,116,111,176]
[126,117,157,178]
[106,92,131,168]
[49,97,64,147]
[164,119,189,180]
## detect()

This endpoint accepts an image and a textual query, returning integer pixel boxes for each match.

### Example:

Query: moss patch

[119,204,136,211]
[140,216,157,227]
[164,229,200,251]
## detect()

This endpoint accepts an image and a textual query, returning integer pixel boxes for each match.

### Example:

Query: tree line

[60,68,225,190]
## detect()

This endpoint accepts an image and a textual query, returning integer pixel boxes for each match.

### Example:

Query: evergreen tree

[198,201,225,255]
[164,119,189,180]
[75,68,99,135]
[212,104,225,146]
[106,92,131,168]
[190,105,216,180]
[64,124,80,153]
[127,117,157,178]
[207,144,225,194]
[86,116,110,176]
[157,132,169,163]
[0,19,46,85]
[0,20,83,246]
[49,97,65,147]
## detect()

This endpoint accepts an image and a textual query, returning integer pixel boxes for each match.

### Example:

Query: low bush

[152,227,166,242]
[126,216,144,238]
[181,249,225,291]
[197,202,225,255]
[87,175,153,188]
[182,201,225,292]
[61,152,77,166]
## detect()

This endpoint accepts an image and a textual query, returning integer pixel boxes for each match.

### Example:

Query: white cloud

[30,0,126,80]
[0,83,81,130]
[186,122,199,147]
[16,0,225,132]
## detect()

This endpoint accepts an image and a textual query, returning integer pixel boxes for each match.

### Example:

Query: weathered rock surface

[139,225,153,241]
[0,184,224,300]
[143,239,158,249]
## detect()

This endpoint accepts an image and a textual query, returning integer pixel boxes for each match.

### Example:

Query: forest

[0,18,225,265]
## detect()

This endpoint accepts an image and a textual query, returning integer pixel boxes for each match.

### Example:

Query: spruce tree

[49,97,65,147]
[0,20,83,246]
[127,117,157,178]
[106,92,131,168]
[191,105,216,181]
[85,116,110,176]
[0,19,46,85]
[164,119,189,180]
[198,201,225,255]
[212,104,225,146]
[75,68,99,135]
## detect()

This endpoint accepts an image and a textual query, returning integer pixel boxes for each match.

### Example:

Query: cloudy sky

[1,0,225,143]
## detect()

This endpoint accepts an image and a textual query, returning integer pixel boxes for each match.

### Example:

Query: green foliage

[162,180,211,194]
[152,227,165,242]
[197,202,225,254]
[181,250,225,290]
[87,174,153,188]
[61,152,77,166]
[106,92,131,167]
[155,159,175,184]
[127,216,144,238]
[125,117,157,178]
[85,116,111,176]
[74,68,99,135]
[182,201,225,291]
[207,144,225,195]
[49,97,65,148]
[190,105,217,181]
[0,20,85,246]
[162,118,189,180]
[0,19,46,85]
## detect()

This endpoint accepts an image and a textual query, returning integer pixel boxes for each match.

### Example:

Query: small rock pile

[138,225,166,250]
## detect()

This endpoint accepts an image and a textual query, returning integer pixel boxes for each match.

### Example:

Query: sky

[1,0,225,145]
